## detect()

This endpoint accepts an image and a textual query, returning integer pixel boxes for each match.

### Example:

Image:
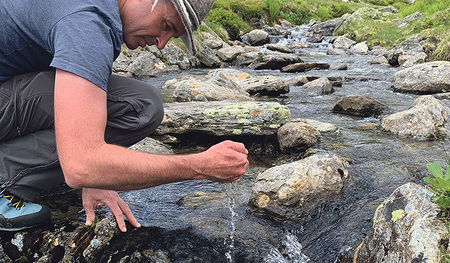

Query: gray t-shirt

[0,0,123,91]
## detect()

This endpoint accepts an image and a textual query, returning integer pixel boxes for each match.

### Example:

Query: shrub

[206,7,252,40]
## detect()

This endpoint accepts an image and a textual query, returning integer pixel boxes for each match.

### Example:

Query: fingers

[105,197,141,232]
[224,140,249,155]
[83,200,96,226]
[82,188,140,232]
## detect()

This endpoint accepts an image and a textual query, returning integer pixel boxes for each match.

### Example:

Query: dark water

[118,25,450,262]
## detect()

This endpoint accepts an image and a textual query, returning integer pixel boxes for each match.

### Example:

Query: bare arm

[54,69,249,191]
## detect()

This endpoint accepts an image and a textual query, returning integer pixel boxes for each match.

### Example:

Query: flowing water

[117,25,450,262]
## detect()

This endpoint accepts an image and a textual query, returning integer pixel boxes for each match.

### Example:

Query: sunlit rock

[381,95,450,139]
[249,154,349,219]
[392,61,450,94]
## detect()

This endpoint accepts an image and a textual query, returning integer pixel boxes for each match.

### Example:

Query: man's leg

[0,70,164,230]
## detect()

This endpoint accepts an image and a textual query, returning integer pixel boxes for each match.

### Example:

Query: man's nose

[155,34,171,50]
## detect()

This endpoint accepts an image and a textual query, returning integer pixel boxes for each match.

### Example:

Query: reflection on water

[116,25,450,262]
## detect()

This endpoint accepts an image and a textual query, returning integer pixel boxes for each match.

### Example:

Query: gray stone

[249,154,349,219]
[381,95,450,139]
[393,61,450,94]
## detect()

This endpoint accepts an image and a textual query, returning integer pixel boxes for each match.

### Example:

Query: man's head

[168,0,215,54]
[119,0,215,54]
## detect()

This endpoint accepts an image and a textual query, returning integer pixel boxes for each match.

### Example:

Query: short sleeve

[49,11,121,92]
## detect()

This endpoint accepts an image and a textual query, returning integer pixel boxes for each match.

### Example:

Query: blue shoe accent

[0,189,51,231]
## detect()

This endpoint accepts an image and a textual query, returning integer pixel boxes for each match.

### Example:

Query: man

[0,0,249,232]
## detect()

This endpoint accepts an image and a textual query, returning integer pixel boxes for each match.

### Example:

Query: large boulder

[355,183,447,263]
[380,95,450,139]
[155,101,290,137]
[249,154,349,220]
[392,61,450,94]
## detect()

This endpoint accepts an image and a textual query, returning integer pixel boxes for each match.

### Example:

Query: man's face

[120,0,186,50]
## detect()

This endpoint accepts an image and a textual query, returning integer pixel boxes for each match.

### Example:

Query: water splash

[224,182,237,262]
[264,231,310,263]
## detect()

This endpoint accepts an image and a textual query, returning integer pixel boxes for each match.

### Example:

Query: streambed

[120,25,450,262]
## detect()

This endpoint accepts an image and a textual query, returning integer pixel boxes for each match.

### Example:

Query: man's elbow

[62,162,90,189]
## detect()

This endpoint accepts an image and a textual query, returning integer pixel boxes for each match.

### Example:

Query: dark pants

[0,70,164,201]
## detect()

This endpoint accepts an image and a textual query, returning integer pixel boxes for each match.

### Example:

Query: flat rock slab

[155,101,290,136]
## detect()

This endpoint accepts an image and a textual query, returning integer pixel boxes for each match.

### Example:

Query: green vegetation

[196,0,449,61]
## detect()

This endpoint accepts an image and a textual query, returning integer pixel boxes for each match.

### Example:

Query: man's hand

[82,188,141,232]
[196,140,250,183]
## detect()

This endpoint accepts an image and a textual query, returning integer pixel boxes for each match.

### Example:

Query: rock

[129,137,173,155]
[216,45,245,62]
[286,41,310,50]
[83,216,121,261]
[385,49,404,66]
[235,51,259,67]
[371,55,389,65]
[286,75,309,86]
[266,44,294,54]
[393,34,424,54]
[236,75,289,96]
[380,95,450,139]
[277,122,320,153]
[398,52,427,67]
[246,29,270,46]
[370,46,389,56]
[248,50,303,70]
[392,61,450,94]
[356,183,446,263]
[126,52,179,78]
[333,36,356,49]
[249,154,349,219]
[301,77,334,95]
[306,76,343,88]
[394,12,423,28]
[196,43,222,68]
[280,62,330,73]
[310,15,349,36]
[350,42,369,54]
[159,43,196,69]
[332,95,388,117]
[327,48,350,55]
[289,118,340,134]
[379,6,398,13]
[154,101,290,137]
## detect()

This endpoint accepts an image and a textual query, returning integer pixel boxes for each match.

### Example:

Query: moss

[391,209,405,222]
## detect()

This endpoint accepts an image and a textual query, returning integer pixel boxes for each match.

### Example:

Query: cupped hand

[198,140,250,182]
[82,188,141,232]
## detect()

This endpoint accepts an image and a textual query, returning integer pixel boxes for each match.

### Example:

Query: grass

[170,0,449,61]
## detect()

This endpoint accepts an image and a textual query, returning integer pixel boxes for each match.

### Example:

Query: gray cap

[169,0,215,55]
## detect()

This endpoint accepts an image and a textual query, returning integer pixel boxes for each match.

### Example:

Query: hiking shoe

[0,189,51,231]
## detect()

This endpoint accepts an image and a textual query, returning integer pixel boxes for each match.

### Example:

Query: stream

[118,25,450,262]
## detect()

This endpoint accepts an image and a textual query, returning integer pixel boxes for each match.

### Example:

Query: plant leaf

[427,162,444,178]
